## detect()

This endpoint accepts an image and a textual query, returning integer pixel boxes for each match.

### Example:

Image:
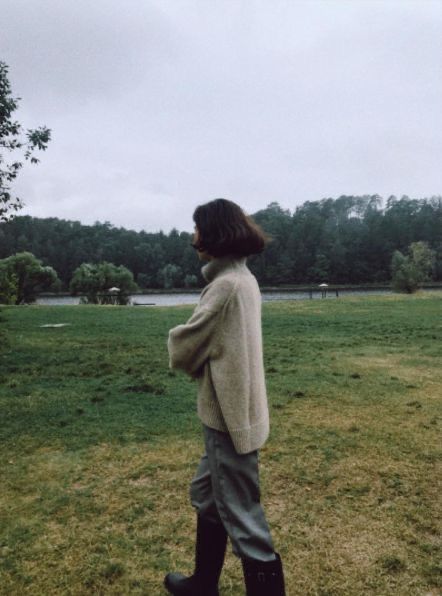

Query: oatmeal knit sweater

[167,256,269,454]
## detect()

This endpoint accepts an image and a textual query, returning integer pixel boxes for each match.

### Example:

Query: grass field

[0,294,441,595]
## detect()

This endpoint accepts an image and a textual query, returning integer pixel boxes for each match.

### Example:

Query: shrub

[0,263,18,304]
[157,264,183,289]
[0,252,59,304]
[391,242,435,293]
[184,274,198,288]
[69,262,138,305]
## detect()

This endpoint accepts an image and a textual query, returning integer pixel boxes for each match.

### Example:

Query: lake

[35,287,401,306]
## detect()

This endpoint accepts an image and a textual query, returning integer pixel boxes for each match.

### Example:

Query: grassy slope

[0,294,441,595]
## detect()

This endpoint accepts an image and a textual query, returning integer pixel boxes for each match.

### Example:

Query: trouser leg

[191,425,275,562]
[165,451,227,594]
[190,452,223,524]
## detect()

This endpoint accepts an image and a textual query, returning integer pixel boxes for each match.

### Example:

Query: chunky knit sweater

[167,256,269,454]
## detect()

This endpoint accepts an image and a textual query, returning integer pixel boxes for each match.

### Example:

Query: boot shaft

[242,552,286,596]
[165,516,228,595]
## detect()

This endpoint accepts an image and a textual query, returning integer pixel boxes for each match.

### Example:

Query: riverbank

[37,281,442,297]
[1,294,440,594]
[34,285,442,306]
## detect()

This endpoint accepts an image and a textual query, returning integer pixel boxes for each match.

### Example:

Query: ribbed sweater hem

[198,400,269,454]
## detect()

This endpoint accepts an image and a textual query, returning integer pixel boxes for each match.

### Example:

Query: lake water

[35,288,401,306]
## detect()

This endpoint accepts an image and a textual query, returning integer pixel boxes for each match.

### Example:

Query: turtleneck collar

[201,255,248,283]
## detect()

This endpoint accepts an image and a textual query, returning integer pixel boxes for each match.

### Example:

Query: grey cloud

[1,0,441,232]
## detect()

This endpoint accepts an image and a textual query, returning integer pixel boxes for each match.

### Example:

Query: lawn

[0,294,441,595]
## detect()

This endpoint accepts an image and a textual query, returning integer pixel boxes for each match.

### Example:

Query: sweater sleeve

[167,277,236,377]
[167,306,221,376]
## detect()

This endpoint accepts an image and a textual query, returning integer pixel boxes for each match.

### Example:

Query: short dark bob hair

[192,198,269,258]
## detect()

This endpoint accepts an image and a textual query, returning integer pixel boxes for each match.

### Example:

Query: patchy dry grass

[0,294,441,594]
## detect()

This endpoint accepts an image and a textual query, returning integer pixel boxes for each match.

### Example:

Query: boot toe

[164,572,188,593]
[164,571,219,595]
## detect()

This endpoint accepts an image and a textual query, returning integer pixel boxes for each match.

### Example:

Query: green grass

[0,294,441,595]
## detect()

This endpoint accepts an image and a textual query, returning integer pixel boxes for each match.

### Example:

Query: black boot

[242,552,286,596]
[164,515,228,595]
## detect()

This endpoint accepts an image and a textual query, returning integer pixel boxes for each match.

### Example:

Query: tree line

[0,195,441,292]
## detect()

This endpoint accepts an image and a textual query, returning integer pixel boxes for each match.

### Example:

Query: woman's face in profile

[193,226,213,261]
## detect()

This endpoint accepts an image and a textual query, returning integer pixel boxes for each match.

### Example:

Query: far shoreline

[37,281,442,298]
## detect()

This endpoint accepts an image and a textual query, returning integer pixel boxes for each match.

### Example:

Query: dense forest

[0,195,441,289]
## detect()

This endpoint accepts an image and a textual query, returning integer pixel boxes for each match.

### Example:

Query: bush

[157,264,183,289]
[184,274,198,288]
[391,242,435,294]
[0,263,18,304]
[0,252,59,304]
[69,262,138,305]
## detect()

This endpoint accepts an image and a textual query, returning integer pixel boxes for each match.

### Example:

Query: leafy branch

[0,61,51,221]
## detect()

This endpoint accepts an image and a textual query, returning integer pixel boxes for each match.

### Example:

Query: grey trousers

[190,424,275,562]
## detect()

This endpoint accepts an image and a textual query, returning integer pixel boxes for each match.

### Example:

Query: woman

[165,198,285,596]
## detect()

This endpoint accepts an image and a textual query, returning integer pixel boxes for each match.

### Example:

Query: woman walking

[165,198,285,596]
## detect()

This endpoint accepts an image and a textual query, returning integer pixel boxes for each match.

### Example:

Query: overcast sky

[2,0,441,233]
